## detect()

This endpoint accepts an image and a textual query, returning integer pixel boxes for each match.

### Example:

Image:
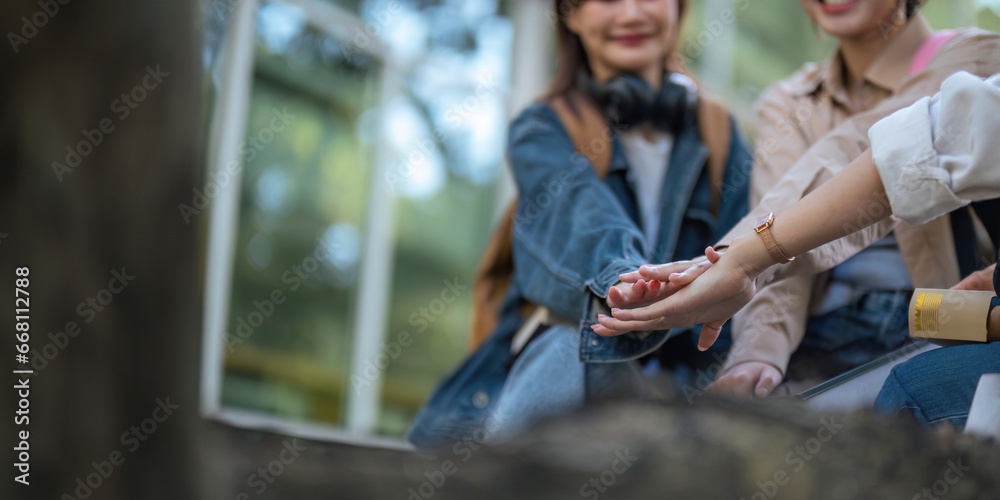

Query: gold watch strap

[755,214,794,263]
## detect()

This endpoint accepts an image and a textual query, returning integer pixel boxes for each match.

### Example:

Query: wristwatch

[753,212,794,263]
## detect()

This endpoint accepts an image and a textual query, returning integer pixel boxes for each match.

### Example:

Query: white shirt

[619,128,673,246]
[869,71,1000,225]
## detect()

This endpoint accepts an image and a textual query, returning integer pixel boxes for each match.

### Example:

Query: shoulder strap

[696,92,732,215]
[548,92,614,176]
[909,30,957,76]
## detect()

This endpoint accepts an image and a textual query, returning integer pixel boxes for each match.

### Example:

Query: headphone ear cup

[654,78,688,133]
[577,70,654,129]
[607,74,653,127]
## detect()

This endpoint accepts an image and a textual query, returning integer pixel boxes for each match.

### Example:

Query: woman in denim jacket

[407,0,750,449]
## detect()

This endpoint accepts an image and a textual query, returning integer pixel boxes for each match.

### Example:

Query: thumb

[697,320,726,351]
[607,286,625,308]
[755,371,781,398]
[705,246,721,264]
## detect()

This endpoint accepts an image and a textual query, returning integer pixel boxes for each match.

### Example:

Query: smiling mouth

[612,34,650,45]
[818,0,860,13]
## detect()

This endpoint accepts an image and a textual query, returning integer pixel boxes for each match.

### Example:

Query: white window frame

[198,0,407,450]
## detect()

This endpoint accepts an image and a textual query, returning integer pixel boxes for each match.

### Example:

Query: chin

[807,0,883,38]
[817,18,878,40]
[603,51,660,74]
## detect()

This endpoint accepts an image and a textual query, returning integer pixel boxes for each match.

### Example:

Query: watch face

[754,213,771,230]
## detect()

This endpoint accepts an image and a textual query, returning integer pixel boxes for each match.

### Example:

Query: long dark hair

[905,0,926,19]
[539,0,691,108]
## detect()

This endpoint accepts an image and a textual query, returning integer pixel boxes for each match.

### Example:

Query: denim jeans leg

[874,341,1000,429]
[800,290,911,368]
[484,324,586,442]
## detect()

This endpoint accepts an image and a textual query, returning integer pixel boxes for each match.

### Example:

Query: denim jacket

[406,99,750,449]
[508,101,750,362]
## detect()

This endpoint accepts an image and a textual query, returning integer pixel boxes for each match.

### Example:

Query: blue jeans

[484,324,645,441]
[789,289,912,375]
[875,341,1000,428]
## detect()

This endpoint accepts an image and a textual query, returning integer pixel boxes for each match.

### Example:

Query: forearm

[735,149,890,278]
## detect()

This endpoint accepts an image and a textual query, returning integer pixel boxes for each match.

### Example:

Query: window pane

[373,4,512,437]
[221,0,381,427]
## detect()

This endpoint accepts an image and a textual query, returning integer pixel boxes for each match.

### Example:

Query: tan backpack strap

[549,92,613,177]
[696,93,732,215]
[468,200,519,351]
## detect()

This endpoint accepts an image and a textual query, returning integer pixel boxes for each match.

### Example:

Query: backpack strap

[549,91,614,176]
[469,202,517,351]
[909,30,957,76]
[696,92,732,215]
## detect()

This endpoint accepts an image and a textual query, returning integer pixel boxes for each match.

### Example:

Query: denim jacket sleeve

[507,103,647,322]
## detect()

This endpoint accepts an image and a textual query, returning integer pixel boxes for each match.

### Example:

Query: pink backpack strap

[909,29,958,75]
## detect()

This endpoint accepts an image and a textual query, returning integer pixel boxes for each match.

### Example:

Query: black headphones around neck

[577,70,696,134]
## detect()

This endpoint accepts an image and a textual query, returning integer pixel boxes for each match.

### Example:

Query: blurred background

[1,0,999,498]
[207,0,1000,441]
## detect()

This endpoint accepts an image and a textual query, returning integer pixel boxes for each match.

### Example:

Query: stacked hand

[592,244,760,351]
[591,239,780,398]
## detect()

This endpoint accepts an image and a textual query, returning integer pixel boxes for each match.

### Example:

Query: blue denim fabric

[482,324,587,441]
[508,101,750,362]
[482,324,652,442]
[874,341,1000,428]
[792,289,912,372]
[406,101,751,449]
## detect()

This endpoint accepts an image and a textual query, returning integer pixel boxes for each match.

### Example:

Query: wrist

[728,234,779,279]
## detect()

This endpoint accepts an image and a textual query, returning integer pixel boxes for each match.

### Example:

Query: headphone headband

[576,70,695,134]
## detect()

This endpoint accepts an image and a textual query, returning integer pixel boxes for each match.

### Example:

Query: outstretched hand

[951,263,996,292]
[605,248,724,311]
[606,278,679,309]
[592,247,725,343]
[593,243,758,351]
[618,247,721,287]
[708,361,783,398]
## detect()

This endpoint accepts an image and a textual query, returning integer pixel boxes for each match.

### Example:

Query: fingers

[594,313,664,336]
[705,246,721,263]
[707,369,755,398]
[697,320,726,351]
[707,363,783,399]
[606,285,625,308]
[619,269,644,283]
[637,259,699,281]
[667,259,713,286]
[951,267,994,291]
[608,300,671,322]
[631,279,647,298]
[950,271,979,290]
[590,320,625,337]
[755,369,782,398]
[608,278,680,311]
